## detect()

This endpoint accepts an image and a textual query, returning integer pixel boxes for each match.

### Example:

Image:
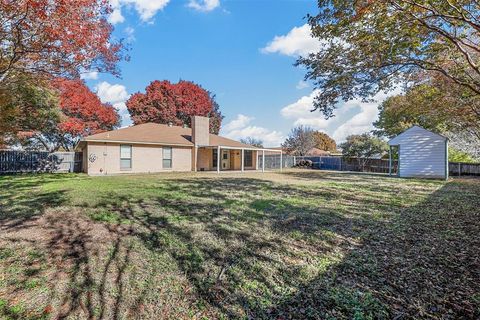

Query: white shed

[388,126,448,179]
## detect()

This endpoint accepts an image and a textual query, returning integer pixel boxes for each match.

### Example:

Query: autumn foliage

[54,79,119,137]
[313,131,337,151]
[126,80,223,134]
[11,78,119,151]
[42,78,120,150]
[0,0,124,85]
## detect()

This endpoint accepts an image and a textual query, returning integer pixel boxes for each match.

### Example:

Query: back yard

[0,170,479,319]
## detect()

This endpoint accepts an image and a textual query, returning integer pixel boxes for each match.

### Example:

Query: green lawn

[0,170,479,319]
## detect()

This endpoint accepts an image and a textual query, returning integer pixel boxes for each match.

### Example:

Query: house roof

[388,125,447,146]
[78,123,260,149]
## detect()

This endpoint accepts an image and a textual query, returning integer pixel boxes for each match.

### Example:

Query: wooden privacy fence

[449,162,480,176]
[0,150,82,174]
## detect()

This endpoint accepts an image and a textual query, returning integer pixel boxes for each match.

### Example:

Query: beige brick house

[76,116,281,175]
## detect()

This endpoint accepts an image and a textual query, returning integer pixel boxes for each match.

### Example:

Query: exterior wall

[192,116,210,146]
[85,142,192,175]
[197,148,213,171]
[231,150,257,170]
[391,127,447,179]
[82,145,88,173]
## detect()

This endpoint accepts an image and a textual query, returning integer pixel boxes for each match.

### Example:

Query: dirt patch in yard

[0,207,212,319]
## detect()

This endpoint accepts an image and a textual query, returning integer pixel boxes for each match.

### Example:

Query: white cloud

[108,0,170,24]
[281,89,401,143]
[222,114,253,132]
[124,26,135,42]
[80,70,99,80]
[281,90,330,130]
[261,24,322,57]
[221,114,284,147]
[331,90,401,142]
[108,5,125,24]
[95,81,132,125]
[188,0,220,12]
[108,0,124,24]
[96,82,129,105]
[296,80,309,90]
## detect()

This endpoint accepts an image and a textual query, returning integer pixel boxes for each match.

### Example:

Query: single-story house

[388,126,448,180]
[75,116,281,175]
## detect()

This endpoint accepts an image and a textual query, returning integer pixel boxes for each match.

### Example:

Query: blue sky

[83,0,394,147]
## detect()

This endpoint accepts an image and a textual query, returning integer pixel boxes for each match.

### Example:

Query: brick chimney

[191,116,210,146]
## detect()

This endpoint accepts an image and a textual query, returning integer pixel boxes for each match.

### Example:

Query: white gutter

[82,139,193,147]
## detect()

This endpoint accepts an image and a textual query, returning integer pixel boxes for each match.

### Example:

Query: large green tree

[299,1,480,117]
[0,75,59,148]
[340,133,388,169]
[374,85,451,137]
[374,75,480,159]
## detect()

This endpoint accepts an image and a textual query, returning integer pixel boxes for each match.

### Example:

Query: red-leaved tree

[126,80,223,134]
[19,79,120,151]
[0,0,124,86]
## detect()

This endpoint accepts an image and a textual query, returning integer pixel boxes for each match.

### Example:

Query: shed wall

[392,127,447,178]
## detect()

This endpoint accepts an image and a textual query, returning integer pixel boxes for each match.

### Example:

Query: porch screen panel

[244,150,253,167]
[212,149,218,168]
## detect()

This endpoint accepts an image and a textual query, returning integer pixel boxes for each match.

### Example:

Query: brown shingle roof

[82,123,259,149]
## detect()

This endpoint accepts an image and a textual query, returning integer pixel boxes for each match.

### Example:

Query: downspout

[445,139,449,180]
[388,146,392,176]
[397,145,400,177]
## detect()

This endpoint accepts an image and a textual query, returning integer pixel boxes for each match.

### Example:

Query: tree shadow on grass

[110,176,479,319]
[84,176,408,318]
[1,174,479,319]
[0,174,135,320]
[0,174,71,232]
[260,179,480,319]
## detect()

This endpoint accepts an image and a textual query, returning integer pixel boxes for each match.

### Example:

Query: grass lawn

[0,170,479,319]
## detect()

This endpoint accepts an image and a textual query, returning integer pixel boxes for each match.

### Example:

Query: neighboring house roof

[388,125,447,146]
[271,147,331,156]
[306,148,330,156]
[78,123,259,149]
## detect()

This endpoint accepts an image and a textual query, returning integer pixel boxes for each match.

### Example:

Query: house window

[163,147,172,169]
[244,150,253,167]
[212,149,218,168]
[120,145,132,169]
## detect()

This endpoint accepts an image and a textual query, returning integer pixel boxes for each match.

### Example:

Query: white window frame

[163,147,172,169]
[120,145,132,170]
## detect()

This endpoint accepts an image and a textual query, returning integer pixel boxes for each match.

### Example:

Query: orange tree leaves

[0,0,124,84]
